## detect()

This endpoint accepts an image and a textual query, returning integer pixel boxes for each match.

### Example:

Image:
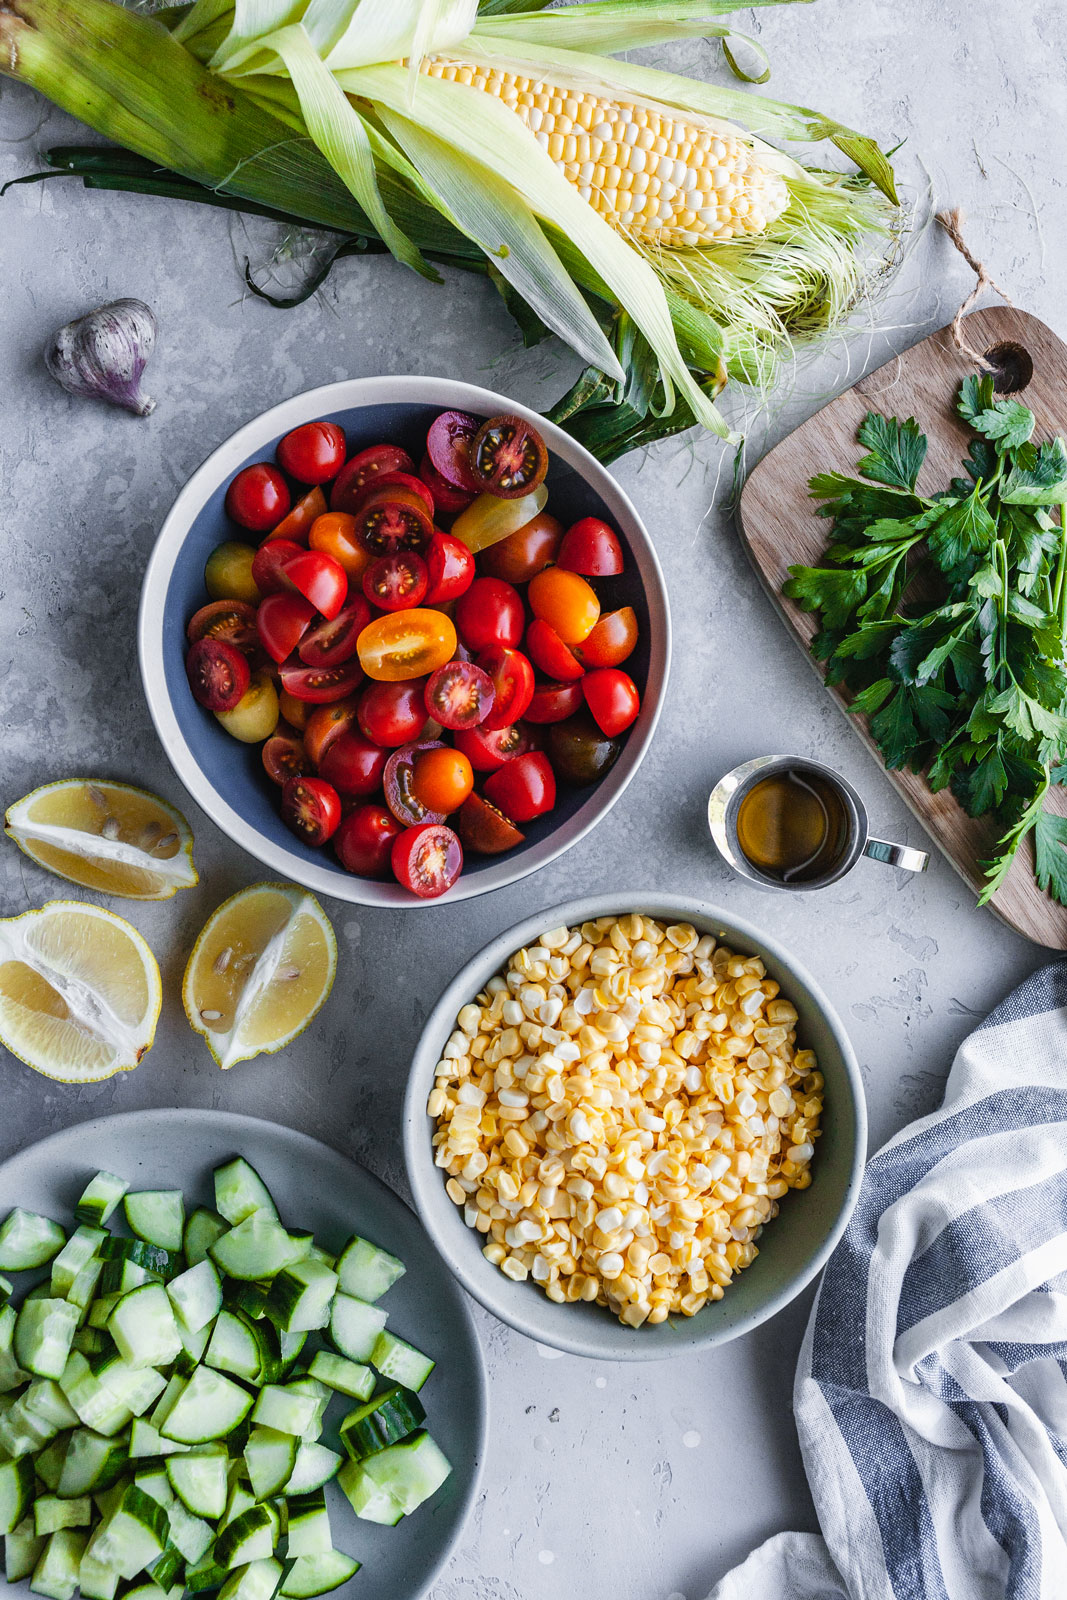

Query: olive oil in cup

[708,756,928,890]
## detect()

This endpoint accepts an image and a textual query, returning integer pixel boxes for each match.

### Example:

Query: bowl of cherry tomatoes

[139,377,670,904]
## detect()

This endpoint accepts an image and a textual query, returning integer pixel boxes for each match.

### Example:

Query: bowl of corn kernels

[403,893,865,1359]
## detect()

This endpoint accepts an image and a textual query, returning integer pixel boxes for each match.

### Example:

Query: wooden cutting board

[737,305,1067,949]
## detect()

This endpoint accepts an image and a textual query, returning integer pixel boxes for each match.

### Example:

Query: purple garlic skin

[44,298,158,417]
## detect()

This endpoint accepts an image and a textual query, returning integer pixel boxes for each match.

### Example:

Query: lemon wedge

[0,901,162,1083]
[5,780,198,900]
[183,883,337,1070]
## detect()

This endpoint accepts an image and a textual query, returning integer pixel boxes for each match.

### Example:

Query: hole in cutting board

[982,341,1033,394]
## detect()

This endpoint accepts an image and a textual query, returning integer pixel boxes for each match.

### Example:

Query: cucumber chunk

[187,1557,231,1593]
[205,1309,266,1383]
[336,1460,403,1527]
[244,1426,297,1501]
[219,1556,284,1600]
[250,1385,318,1438]
[109,1285,183,1371]
[336,1236,405,1304]
[211,1218,306,1282]
[74,1174,129,1228]
[15,1298,80,1380]
[59,1428,130,1495]
[22,1378,80,1431]
[34,1495,92,1536]
[264,1258,337,1335]
[75,1552,119,1600]
[370,1331,435,1392]
[35,1431,71,1492]
[85,1485,168,1579]
[214,1504,278,1570]
[339,1384,425,1461]
[50,1227,105,1298]
[214,1159,279,1227]
[59,1353,134,1437]
[0,1454,34,1533]
[166,1260,222,1335]
[284,1492,331,1559]
[183,1207,229,1268]
[0,1303,28,1393]
[128,1419,188,1460]
[0,1209,66,1271]
[165,1445,228,1520]
[160,1367,253,1444]
[307,1353,375,1402]
[280,1550,359,1597]
[98,1237,177,1277]
[30,1527,88,1600]
[283,1443,341,1496]
[362,1429,451,1514]
[328,1295,387,1364]
[7,1515,47,1582]
[97,1261,154,1300]
[123,1192,185,1253]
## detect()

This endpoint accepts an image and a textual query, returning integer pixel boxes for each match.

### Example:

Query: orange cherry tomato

[303,695,361,766]
[278,687,310,732]
[480,512,562,584]
[411,747,474,814]
[527,567,600,646]
[309,512,373,582]
[357,608,457,682]
[265,486,327,545]
[576,606,639,668]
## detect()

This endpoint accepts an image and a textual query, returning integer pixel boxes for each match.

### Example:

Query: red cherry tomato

[251,538,304,597]
[454,721,537,773]
[319,730,388,798]
[265,487,326,545]
[303,696,361,766]
[357,680,429,748]
[455,578,524,653]
[186,638,250,713]
[354,488,434,555]
[411,747,474,814]
[331,445,415,513]
[424,531,475,604]
[456,793,525,855]
[480,512,562,584]
[419,453,474,515]
[297,599,371,668]
[484,751,556,823]
[262,725,312,786]
[557,516,625,576]
[279,658,364,704]
[256,593,316,664]
[362,551,429,612]
[478,646,534,731]
[575,606,639,668]
[335,804,403,877]
[281,775,341,846]
[384,742,447,826]
[391,823,464,899]
[225,462,290,532]
[525,617,585,682]
[350,470,434,518]
[425,411,481,493]
[528,567,599,645]
[276,421,347,484]
[524,680,584,724]
[187,601,258,655]
[282,551,348,621]
[582,667,640,736]
[469,414,548,499]
[424,662,495,731]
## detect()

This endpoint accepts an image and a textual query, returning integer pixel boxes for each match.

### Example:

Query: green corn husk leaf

[470,0,807,61]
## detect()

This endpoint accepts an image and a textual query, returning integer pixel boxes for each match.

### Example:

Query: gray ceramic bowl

[404,893,865,1360]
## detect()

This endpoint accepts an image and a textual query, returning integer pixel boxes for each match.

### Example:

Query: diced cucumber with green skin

[167,1259,222,1335]
[279,1550,360,1597]
[336,1461,403,1527]
[67,1257,105,1313]
[307,1353,375,1402]
[175,1319,211,1376]
[186,1557,231,1593]
[0,1454,34,1533]
[0,1273,11,1306]
[30,1527,88,1599]
[76,1550,119,1600]
[98,1261,154,1300]
[1,1303,28,1393]
[34,1495,92,1536]
[165,1445,228,1520]
[160,1367,254,1445]
[264,1259,338,1335]
[214,1160,279,1227]
[362,1430,451,1514]
[211,1219,306,1283]
[280,1379,328,1445]
[283,1443,341,1497]
[166,1498,214,1565]
[218,1556,284,1600]
[88,1294,122,1331]
[221,1481,257,1532]
[0,1393,58,1458]
[86,1485,169,1580]
[128,1419,188,1460]
[251,1386,319,1438]
[244,1427,298,1501]
[277,1332,307,1373]
[133,1463,173,1507]
[35,1430,72,1492]
[328,1295,387,1364]
[205,1309,266,1383]
[74,1174,130,1228]
[224,1281,272,1321]
[123,1192,185,1254]
[339,1385,425,1461]
[370,1331,435,1393]
[14,1300,80,1381]
[0,1209,67,1271]
[148,1374,186,1430]
[50,1227,105,1297]
[336,1237,405,1304]
[146,1542,186,1589]
[85,1336,125,1382]
[72,1328,109,1357]
[7,1515,47,1582]
[184,1208,228,1268]
[215,1504,278,1570]
[284,1493,331,1559]
[23,1378,81,1432]
[98,1237,176,1276]
[93,1481,126,1521]
[59,1429,130,1495]
[109,1286,183,1371]
[102,1365,167,1420]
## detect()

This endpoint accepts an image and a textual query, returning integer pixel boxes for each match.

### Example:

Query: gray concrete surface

[0,3,1061,1595]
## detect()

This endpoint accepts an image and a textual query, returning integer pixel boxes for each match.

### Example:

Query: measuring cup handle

[863,837,929,872]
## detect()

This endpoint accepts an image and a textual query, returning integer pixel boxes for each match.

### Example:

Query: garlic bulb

[44,298,158,417]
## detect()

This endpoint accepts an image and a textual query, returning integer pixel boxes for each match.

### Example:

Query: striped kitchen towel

[711,959,1067,1600]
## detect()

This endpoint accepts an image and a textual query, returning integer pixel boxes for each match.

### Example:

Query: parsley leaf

[1035,808,1067,905]
[782,565,868,630]
[924,487,997,575]
[856,412,927,491]
[1001,438,1067,505]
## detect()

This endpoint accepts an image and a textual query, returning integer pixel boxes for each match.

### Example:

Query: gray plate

[0,1108,486,1600]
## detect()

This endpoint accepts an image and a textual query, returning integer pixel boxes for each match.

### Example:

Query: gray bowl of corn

[403,893,866,1360]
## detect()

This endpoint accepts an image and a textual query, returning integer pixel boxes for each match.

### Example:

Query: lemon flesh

[5,780,198,900]
[183,883,336,1070]
[0,902,162,1083]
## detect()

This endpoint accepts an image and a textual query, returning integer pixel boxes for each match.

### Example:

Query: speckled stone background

[0,3,1062,1595]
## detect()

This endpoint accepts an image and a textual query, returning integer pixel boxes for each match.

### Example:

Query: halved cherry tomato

[331,445,415,513]
[484,751,556,822]
[319,730,388,798]
[411,747,474,814]
[575,606,638,668]
[528,567,600,645]
[265,487,326,545]
[480,511,562,584]
[547,711,622,784]
[419,453,474,514]
[278,687,311,732]
[478,646,534,731]
[303,696,361,765]
[354,487,434,555]
[187,600,258,654]
[362,551,428,612]
[358,680,429,747]
[455,578,524,653]
[425,661,495,730]
[425,411,481,493]
[454,721,536,773]
[277,421,346,484]
[256,592,316,664]
[279,658,364,704]
[281,550,348,620]
[470,414,548,499]
[384,742,447,826]
[357,609,457,682]
[456,793,525,855]
[251,538,304,596]
[557,516,625,576]
[582,667,640,736]
[262,724,312,786]
[524,680,584,724]
[205,542,259,605]
[350,470,434,518]
[335,804,403,877]
[424,531,475,604]
[216,670,279,743]
[525,617,585,681]
[391,822,464,899]
[281,775,341,846]
[297,599,371,668]
[309,512,373,582]
[186,638,250,712]
[225,462,290,532]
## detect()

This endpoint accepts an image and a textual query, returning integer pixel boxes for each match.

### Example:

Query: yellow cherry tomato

[204,541,260,605]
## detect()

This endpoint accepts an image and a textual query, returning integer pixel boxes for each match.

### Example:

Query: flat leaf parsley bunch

[784,377,1067,904]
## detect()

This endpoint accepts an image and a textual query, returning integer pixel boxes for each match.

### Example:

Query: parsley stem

[1056,501,1067,655]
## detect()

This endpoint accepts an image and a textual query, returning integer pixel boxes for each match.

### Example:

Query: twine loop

[936,207,1016,372]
